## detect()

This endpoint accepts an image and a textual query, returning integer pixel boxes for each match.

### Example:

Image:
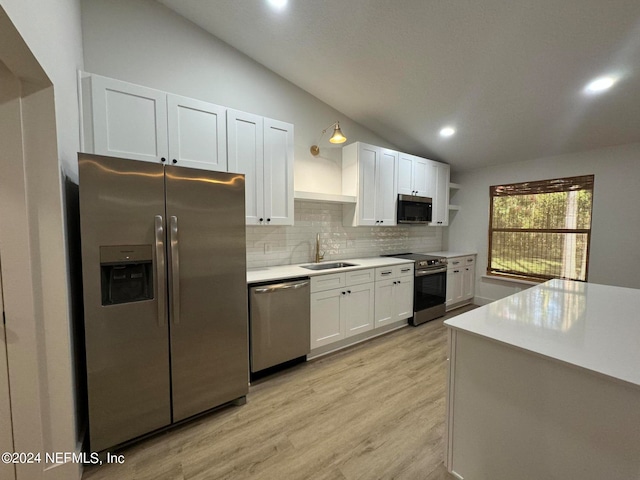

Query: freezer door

[79,154,171,451]
[165,166,249,421]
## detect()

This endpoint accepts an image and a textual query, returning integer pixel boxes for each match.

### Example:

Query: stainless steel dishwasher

[249,277,310,376]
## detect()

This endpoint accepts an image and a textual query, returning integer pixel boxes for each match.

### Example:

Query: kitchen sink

[301,262,358,270]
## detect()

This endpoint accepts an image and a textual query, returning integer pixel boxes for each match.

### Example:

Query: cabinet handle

[452,261,460,265]
[161,157,166,162]
[172,159,177,164]
[393,281,397,285]
[266,218,271,223]
[454,270,460,273]
[381,271,392,276]
[342,291,346,295]
[380,220,383,224]
[259,218,264,222]
[347,290,351,294]
[397,280,401,284]
[401,268,410,273]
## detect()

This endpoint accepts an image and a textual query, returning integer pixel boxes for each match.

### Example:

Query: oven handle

[415,266,447,276]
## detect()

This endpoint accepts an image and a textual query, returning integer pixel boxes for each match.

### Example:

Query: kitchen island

[444,279,640,480]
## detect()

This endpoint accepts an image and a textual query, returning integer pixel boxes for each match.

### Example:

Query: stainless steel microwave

[397,194,432,224]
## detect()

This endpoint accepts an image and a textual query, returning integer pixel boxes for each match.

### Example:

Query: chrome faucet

[314,233,325,263]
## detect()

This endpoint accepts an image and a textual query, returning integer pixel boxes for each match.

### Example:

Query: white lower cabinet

[310,264,413,352]
[374,265,414,327]
[310,270,375,350]
[310,288,344,348]
[344,283,375,337]
[446,255,476,310]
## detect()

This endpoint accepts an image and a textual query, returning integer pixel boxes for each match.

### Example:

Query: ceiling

[157,0,640,171]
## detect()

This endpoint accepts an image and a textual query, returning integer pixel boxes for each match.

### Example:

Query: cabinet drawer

[346,268,375,286]
[375,266,397,281]
[311,273,346,293]
[397,264,414,277]
[448,257,465,268]
[449,255,476,269]
[375,264,414,280]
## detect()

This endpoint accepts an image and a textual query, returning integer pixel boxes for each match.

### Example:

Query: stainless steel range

[383,253,448,325]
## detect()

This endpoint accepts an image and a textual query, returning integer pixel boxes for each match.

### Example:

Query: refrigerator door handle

[155,215,167,327]
[170,215,181,325]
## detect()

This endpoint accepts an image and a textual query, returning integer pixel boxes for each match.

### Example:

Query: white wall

[80,0,397,195]
[447,144,640,303]
[1,0,84,179]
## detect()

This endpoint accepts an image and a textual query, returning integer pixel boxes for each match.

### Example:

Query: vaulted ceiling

[158,0,640,171]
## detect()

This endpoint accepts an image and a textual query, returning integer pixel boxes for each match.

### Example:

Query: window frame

[487,175,595,283]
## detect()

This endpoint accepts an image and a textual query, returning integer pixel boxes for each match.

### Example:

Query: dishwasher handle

[253,280,310,294]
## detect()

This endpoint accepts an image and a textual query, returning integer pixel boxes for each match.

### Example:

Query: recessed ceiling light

[584,76,618,94]
[439,126,456,138]
[267,0,288,10]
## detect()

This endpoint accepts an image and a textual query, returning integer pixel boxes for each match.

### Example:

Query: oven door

[413,267,447,324]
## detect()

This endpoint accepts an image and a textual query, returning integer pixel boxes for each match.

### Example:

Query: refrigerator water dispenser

[100,245,153,305]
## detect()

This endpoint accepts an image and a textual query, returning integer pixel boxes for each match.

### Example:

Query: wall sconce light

[310,121,347,156]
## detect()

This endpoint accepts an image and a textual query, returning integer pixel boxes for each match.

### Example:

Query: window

[488,175,594,282]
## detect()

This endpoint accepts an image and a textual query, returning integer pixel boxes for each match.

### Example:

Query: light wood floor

[83,306,477,480]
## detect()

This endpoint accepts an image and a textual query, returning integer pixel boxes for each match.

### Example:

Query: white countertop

[445,279,640,387]
[424,251,476,258]
[247,257,413,284]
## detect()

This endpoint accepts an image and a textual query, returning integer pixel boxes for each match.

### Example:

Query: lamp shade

[329,123,347,144]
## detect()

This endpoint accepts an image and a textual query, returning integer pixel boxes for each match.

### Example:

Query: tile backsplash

[246,201,443,268]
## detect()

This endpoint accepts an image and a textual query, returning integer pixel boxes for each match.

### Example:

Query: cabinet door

[462,266,475,301]
[357,144,379,226]
[375,279,394,327]
[432,163,450,226]
[344,283,375,337]
[227,109,264,225]
[378,148,398,225]
[412,157,429,197]
[310,289,345,349]
[397,152,414,195]
[90,75,168,163]
[394,276,414,321]
[446,269,456,306]
[447,267,464,303]
[263,118,294,226]
[424,161,437,200]
[167,95,227,172]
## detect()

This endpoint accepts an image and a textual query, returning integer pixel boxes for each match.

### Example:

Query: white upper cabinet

[342,142,398,226]
[397,152,429,196]
[227,109,294,226]
[82,74,227,171]
[227,110,263,224]
[83,74,168,163]
[431,162,450,226]
[167,95,227,171]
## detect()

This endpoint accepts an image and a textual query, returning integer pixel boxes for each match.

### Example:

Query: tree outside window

[488,175,594,282]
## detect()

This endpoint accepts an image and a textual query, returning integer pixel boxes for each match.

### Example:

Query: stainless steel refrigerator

[78,153,248,451]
